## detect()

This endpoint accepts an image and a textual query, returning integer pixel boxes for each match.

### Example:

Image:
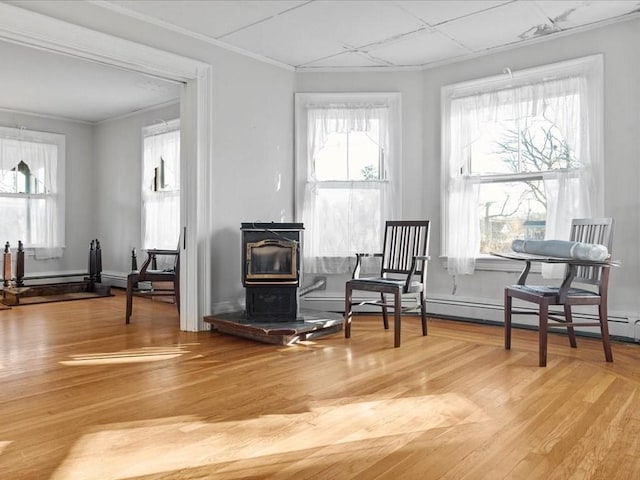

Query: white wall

[208,59,296,312]
[0,110,94,277]
[296,18,640,339]
[9,1,298,314]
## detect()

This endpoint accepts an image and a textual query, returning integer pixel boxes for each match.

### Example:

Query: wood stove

[241,222,304,322]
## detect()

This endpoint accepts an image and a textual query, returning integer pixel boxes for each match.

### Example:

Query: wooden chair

[345,220,431,347]
[504,218,615,366]
[126,248,180,323]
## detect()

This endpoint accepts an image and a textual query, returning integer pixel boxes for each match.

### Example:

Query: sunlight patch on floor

[0,441,12,454]
[276,340,330,351]
[59,344,197,366]
[50,393,489,480]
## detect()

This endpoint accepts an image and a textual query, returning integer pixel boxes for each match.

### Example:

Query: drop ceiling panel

[396,0,511,26]
[437,1,553,52]
[97,0,640,70]
[301,51,390,68]
[110,0,307,38]
[533,0,640,29]
[367,29,472,66]
[222,0,426,66]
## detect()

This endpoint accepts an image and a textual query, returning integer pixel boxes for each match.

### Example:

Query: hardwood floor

[1,289,639,479]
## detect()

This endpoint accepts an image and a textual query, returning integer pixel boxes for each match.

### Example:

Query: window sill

[13,246,66,258]
[439,255,542,274]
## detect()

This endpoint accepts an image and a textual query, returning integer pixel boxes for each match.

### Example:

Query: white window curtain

[142,123,180,250]
[297,94,400,274]
[0,127,64,257]
[443,57,603,277]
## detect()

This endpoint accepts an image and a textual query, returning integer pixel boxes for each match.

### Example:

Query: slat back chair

[345,220,431,347]
[505,217,614,366]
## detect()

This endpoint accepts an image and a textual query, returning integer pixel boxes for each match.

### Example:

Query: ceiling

[103,0,640,70]
[0,39,182,123]
[1,0,639,123]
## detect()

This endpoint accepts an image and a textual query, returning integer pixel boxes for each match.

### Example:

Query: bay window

[441,55,604,276]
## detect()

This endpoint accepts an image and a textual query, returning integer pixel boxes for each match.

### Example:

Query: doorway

[0,3,213,331]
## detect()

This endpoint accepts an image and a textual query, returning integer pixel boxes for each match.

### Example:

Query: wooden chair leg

[504,290,512,350]
[344,284,353,339]
[126,276,135,324]
[599,302,613,362]
[564,304,577,348]
[174,275,180,314]
[393,289,402,347]
[381,293,389,330]
[420,291,427,336]
[539,302,549,367]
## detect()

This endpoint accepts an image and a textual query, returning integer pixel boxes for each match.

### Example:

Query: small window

[142,120,180,250]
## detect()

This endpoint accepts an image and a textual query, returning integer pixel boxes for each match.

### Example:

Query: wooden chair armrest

[403,255,431,291]
[517,260,532,285]
[139,249,179,276]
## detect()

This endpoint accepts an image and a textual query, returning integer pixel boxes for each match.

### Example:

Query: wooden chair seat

[508,284,601,298]
[347,277,425,292]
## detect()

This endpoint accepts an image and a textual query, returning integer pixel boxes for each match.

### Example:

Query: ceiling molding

[95,99,180,125]
[89,0,296,72]
[0,105,95,126]
[0,2,207,82]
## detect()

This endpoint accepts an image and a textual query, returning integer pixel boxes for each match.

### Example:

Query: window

[0,126,65,252]
[441,55,603,276]
[142,120,180,250]
[295,93,401,274]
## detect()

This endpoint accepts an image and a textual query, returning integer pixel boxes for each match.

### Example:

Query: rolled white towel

[511,239,609,261]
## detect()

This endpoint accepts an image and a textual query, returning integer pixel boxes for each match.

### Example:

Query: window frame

[0,125,65,250]
[141,118,180,250]
[294,92,402,270]
[440,55,604,271]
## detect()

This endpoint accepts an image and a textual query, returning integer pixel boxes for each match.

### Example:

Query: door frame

[0,3,213,331]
